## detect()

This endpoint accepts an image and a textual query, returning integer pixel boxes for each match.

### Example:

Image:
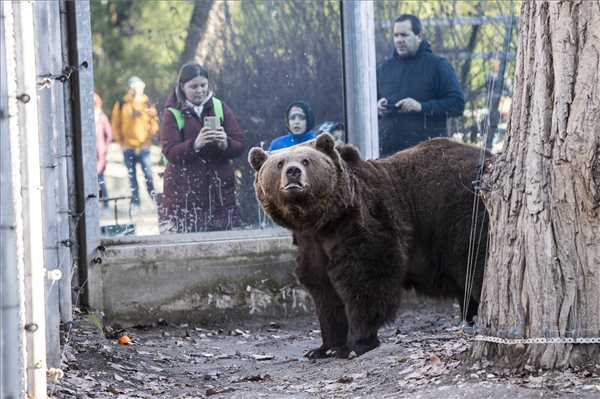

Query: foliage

[91,1,194,115]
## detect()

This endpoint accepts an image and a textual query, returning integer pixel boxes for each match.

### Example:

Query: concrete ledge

[89,228,313,327]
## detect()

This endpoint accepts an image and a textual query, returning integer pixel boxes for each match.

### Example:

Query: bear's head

[248,133,355,233]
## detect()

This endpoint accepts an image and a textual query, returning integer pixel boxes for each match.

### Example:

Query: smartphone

[204,116,221,129]
[384,104,399,110]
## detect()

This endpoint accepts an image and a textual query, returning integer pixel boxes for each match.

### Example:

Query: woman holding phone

[159,63,245,233]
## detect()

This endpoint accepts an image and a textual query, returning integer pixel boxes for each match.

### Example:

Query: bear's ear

[338,144,362,163]
[315,133,336,157]
[248,147,269,172]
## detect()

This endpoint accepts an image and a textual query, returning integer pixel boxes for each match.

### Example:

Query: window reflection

[91,1,345,237]
[92,1,518,238]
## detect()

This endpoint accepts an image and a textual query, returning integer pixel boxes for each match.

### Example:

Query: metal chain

[475,335,600,344]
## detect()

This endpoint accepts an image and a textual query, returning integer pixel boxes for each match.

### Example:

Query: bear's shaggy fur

[248,134,489,359]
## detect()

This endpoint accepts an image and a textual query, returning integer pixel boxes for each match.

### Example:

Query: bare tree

[179,0,214,69]
[473,0,600,368]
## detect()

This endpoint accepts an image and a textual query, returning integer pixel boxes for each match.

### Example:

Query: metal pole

[341,0,379,159]
[13,0,48,396]
[54,1,74,335]
[65,0,100,309]
[32,0,71,367]
[1,2,24,397]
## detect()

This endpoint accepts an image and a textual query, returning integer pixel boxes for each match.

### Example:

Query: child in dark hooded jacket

[268,100,317,151]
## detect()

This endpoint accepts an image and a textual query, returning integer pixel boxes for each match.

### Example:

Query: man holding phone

[376,14,465,157]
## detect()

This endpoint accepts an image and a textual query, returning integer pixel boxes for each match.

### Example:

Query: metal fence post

[341,0,379,160]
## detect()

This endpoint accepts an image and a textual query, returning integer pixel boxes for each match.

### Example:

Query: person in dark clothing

[158,63,245,233]
[314,121,345,145]
[268,100,317,151]
[377,14,465,157]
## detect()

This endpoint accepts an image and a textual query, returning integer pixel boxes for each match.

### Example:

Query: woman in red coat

[94,92,113,208]
[159,63,245,233]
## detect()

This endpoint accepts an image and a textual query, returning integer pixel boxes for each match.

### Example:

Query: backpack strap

[162,107,185,167]
[167,99,222,130]
[212,97,224,123]
[167,107,185,131]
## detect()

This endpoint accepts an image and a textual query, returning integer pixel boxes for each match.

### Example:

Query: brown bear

[248,133,489,359]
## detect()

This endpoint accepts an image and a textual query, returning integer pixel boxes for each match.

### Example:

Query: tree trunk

[178,0,214,69]
[473,0,600,369]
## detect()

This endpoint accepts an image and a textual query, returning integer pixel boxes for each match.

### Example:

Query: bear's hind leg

[457,295,479,324]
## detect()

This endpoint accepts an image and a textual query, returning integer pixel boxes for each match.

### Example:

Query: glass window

[91,1,345,237]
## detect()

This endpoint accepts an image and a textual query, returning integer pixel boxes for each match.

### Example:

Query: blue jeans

[98,173,109,208]
[123,148,154,206]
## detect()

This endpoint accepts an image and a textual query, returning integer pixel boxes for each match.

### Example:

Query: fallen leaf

[428,353,441,365]
[139,361,163,372]
[106,385,121,394]
[206,387,235,396]
[235,374,272,382]
[252,354,274,361]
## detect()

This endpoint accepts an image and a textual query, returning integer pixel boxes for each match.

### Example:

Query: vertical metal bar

[52,0,74,332]
[59,0,80,304]
[1,2,24,397]
[65,0,99,308]
[54,0,74,334]
[341,0,379,160]
[485,15,513,150]
[31,0,59,368]
[12,0,48,396]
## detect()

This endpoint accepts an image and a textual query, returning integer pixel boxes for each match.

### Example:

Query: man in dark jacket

[377,14,465,157]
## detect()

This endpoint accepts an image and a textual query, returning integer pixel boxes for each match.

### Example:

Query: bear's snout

[282,162,306,191]
[286,165,302,179]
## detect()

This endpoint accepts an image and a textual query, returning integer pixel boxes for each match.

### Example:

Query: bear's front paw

[325,346,357,359]
[304,347,330,359]
[328,338,380,359]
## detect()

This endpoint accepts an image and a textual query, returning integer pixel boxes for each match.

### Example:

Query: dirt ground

[50,297,599,399]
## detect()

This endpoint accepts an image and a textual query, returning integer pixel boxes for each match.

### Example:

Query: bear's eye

[277,161,283,169]
[302,159,309,166]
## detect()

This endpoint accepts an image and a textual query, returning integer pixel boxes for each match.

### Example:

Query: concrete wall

[89,228,313,327]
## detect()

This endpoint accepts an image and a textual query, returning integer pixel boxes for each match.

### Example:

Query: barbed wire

[46,197,94,393]
[37,62,88,90]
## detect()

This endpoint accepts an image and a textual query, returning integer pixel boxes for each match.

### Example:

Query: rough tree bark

[473,0,600,369]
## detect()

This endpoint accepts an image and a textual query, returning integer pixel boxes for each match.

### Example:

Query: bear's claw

[304,347,330,359]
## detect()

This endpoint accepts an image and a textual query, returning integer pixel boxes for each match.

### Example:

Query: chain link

[475,335,600,344]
